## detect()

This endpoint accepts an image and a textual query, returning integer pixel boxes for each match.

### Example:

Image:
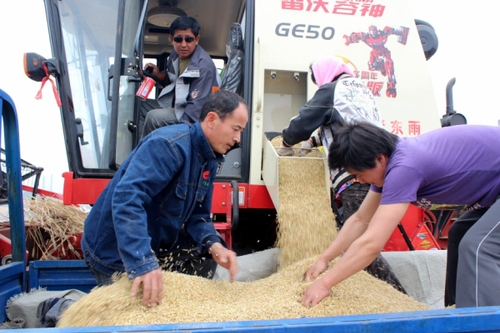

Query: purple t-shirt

[371,125,500,210]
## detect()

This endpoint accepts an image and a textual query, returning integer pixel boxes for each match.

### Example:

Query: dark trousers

[446,201,500,307]
[140,99,179,138]
[444,208,485,306]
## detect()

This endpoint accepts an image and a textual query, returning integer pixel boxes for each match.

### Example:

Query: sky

[0,0,498,194]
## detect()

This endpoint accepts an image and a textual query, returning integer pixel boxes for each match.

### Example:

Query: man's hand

[301,278,331,307]
[277,144,294,156]
[143,63,161,80]
[209,243,238,282]
[130,268,163,307]
[298,140,314,157]
[302,259,330,308]
[304,258,329,282]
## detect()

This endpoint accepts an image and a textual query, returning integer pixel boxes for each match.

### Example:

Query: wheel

[1,254,12,266]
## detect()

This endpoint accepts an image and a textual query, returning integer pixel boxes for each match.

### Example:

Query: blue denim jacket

[82,122,224,279]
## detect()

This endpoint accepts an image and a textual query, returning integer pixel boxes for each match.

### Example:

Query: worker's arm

[113,137,183,308]
[209,242,238,282]
[302,201,410,307]
[282,84,335,146]
[112,138,181,278]
[304,189,381,280]
[144,58,173,87]
[130,268,163,307]
[143,63,162,80]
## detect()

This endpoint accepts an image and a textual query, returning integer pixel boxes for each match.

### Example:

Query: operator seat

[220,23,244,95]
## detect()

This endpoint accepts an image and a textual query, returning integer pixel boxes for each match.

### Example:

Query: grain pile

[57,256,429,327]
[271,136,337,269]
[56,136,428,328]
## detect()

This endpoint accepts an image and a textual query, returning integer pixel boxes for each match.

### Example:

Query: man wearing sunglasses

[141,16,220,138]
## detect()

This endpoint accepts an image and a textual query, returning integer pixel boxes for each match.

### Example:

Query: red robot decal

[344,25,409,98]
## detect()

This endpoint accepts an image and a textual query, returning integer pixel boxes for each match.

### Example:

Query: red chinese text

[381,120,422,136]
[281,0,385,17]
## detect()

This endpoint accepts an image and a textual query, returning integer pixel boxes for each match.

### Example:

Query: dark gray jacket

[158,46,220,124]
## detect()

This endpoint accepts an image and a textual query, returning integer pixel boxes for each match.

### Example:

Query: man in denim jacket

[82,90,248,307]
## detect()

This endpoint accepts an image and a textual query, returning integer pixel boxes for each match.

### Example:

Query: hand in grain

[210,243,238,282]
[301,278,331,307]
[304,258,328,281]
[131,268,163,307]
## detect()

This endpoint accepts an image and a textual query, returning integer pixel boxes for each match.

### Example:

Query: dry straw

[22,197,85,259]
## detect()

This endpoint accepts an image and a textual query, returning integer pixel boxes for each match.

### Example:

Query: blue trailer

[10,307,500,333]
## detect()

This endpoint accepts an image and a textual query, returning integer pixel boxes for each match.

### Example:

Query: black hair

[170,16,201,36]
[328,122,399,172]
[309,64,317,84]
[199,90,247,122]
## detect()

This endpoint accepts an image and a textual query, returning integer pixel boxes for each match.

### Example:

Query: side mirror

[23,52,58,82]
[414,19,439,61]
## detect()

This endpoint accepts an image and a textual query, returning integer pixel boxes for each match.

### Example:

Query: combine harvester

[1,0,500,330]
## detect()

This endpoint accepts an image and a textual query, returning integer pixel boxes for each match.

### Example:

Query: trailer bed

[6,306,500,333]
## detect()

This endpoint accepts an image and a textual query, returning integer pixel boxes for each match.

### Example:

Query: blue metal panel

[0,89,26,266]
[0,262,24,323]
[8,306,500,332]
[28,260,97,293]
[0,89,27,324]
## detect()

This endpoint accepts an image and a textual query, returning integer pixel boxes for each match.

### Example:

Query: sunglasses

[173,36,196,43]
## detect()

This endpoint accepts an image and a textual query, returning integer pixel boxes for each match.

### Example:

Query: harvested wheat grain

[270,136,337,268]
[57,256,429,327]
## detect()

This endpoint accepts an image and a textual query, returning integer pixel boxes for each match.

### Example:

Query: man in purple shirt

[301,121,500,309]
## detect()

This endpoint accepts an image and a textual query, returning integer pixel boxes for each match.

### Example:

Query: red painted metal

[212,182,233,249]
[0,228,29,265]
[0,233,13,263]
[49,232,83,260]
[62,172,110,205]
[384,204,441,251]
[22,185,63,200]
[246,184,274,209]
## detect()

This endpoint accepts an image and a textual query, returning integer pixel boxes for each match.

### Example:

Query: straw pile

[0,197,86,260]
[57,256,429,327]
[271,136,337,269]
[23,197,85,259]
